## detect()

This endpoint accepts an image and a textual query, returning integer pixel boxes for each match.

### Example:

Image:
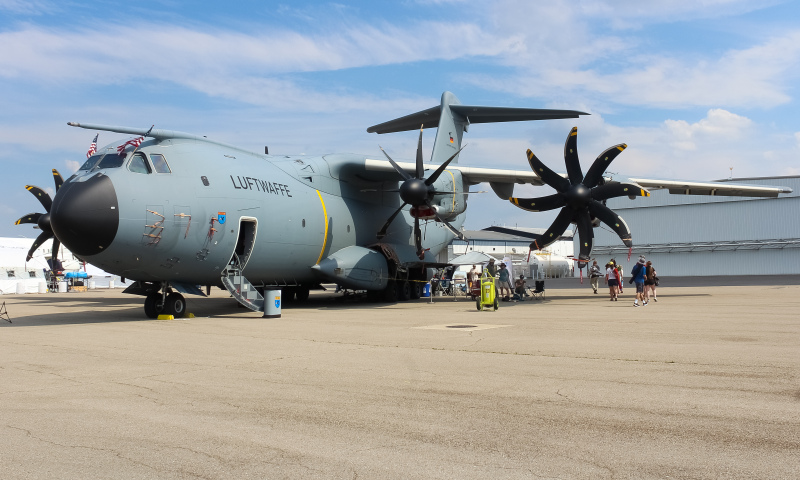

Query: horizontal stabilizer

[368,105,588,134]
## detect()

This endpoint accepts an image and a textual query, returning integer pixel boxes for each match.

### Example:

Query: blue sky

[1,0,799,239]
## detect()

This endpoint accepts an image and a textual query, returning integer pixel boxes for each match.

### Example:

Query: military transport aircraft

[15,92,791,318]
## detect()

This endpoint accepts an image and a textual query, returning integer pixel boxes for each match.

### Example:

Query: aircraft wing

[360,159,792,198]
[627,177,792,198]
[363,159,544,186]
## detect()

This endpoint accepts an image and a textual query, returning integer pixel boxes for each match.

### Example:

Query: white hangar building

[590,176,800,276]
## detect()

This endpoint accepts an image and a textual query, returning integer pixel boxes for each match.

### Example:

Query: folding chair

[532,281,545,300]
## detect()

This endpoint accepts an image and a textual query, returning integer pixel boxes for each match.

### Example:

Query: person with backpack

[605,261,619,301]
[630,255,648,307]
[589,260,602,294]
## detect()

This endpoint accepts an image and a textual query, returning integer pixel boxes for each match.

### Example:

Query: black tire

[398,281,411,301]
[295,287,310,302]
[382,280,398,303]
[283,287,296,303]
[366,289,382,303]
[493,298,499,311]
[476,299,481,311]
[144,293,164,319]
[164,292,186,318]
[409,281,421,300]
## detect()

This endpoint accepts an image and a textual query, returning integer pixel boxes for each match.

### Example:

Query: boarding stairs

[221,254,264,312]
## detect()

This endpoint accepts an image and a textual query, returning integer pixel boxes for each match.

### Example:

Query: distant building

[590,176,800,276]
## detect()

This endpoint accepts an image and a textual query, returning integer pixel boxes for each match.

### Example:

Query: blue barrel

[422,283,431,297]
[263,289,282,318]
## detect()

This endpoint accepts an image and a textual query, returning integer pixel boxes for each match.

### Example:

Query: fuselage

[50,136,465,287]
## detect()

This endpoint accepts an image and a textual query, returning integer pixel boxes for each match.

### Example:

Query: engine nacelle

[429,169,466,220]
[312,246,389,290]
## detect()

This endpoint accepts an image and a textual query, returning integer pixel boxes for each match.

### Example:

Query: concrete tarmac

[1,282,798,479]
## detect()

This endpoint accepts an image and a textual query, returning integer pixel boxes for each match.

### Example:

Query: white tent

[0,237,127,294]
[448,251,500,266]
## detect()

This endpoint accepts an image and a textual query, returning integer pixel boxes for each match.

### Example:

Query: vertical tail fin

[430,91,466,165]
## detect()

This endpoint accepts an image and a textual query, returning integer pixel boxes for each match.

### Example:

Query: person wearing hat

[630,255,648,307]
[485,258,497,278]
[497,262,512,300]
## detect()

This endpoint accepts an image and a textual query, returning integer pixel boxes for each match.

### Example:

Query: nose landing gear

[144,284,186,319]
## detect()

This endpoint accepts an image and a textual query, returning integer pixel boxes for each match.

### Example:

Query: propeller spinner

[15,169,64,263]
[510,127,650,261]
[377,126,465,259]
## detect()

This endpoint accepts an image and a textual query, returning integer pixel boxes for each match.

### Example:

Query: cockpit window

[150,154,171,173]
[79,149,127,171]
[80,154,103,171]
[128,153,152,174]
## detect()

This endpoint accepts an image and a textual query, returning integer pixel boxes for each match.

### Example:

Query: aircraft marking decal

[230,175,293,197]
[315,189,329,265]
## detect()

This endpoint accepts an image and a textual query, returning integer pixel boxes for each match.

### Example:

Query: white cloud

[0,0,57,15]
[664,109,753,151]
[0,22,521,111]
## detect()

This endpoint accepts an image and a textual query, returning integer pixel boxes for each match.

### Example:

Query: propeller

[15,169,64,264]
[509,127,650,261]
[377,126,466,259]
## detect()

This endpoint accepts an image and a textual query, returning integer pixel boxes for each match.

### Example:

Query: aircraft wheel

[164,292,186,318]
[382,280,398,303]
[283,287,297,303]
[295,287,310,302]
[144,293,165,319]
[366,289,382,303]
[409,281,421,300]
[398,281,411,301]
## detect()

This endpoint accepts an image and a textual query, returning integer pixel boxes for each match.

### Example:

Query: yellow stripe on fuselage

[315,190,329,265]
[446,170,456,211]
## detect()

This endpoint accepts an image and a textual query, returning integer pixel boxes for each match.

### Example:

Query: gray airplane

[15,92,791,318]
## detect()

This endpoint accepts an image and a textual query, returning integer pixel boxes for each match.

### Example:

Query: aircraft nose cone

[50,174,119,256]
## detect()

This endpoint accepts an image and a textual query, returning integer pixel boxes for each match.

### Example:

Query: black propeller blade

[378,126,465,259]
[510,128,649,260]
[15,169,64,263]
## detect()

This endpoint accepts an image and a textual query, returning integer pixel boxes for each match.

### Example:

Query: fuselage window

[150,154,171,173]
[128,153,152,174]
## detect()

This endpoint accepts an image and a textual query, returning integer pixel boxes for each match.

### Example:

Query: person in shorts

[630,256,648,307]
[644,261,658,302]
[497,262,512,300]
[605,261,619,301]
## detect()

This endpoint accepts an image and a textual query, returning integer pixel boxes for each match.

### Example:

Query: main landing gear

[143,284,186,319]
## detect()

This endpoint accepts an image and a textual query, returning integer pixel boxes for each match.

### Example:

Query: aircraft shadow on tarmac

[0,289,717,326]
[0,291,451,326]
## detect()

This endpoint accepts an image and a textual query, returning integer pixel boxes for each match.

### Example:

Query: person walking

[605,261,619,301]
[630,255,648,307]
[644,260,658,302]
[589,260,602,294]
